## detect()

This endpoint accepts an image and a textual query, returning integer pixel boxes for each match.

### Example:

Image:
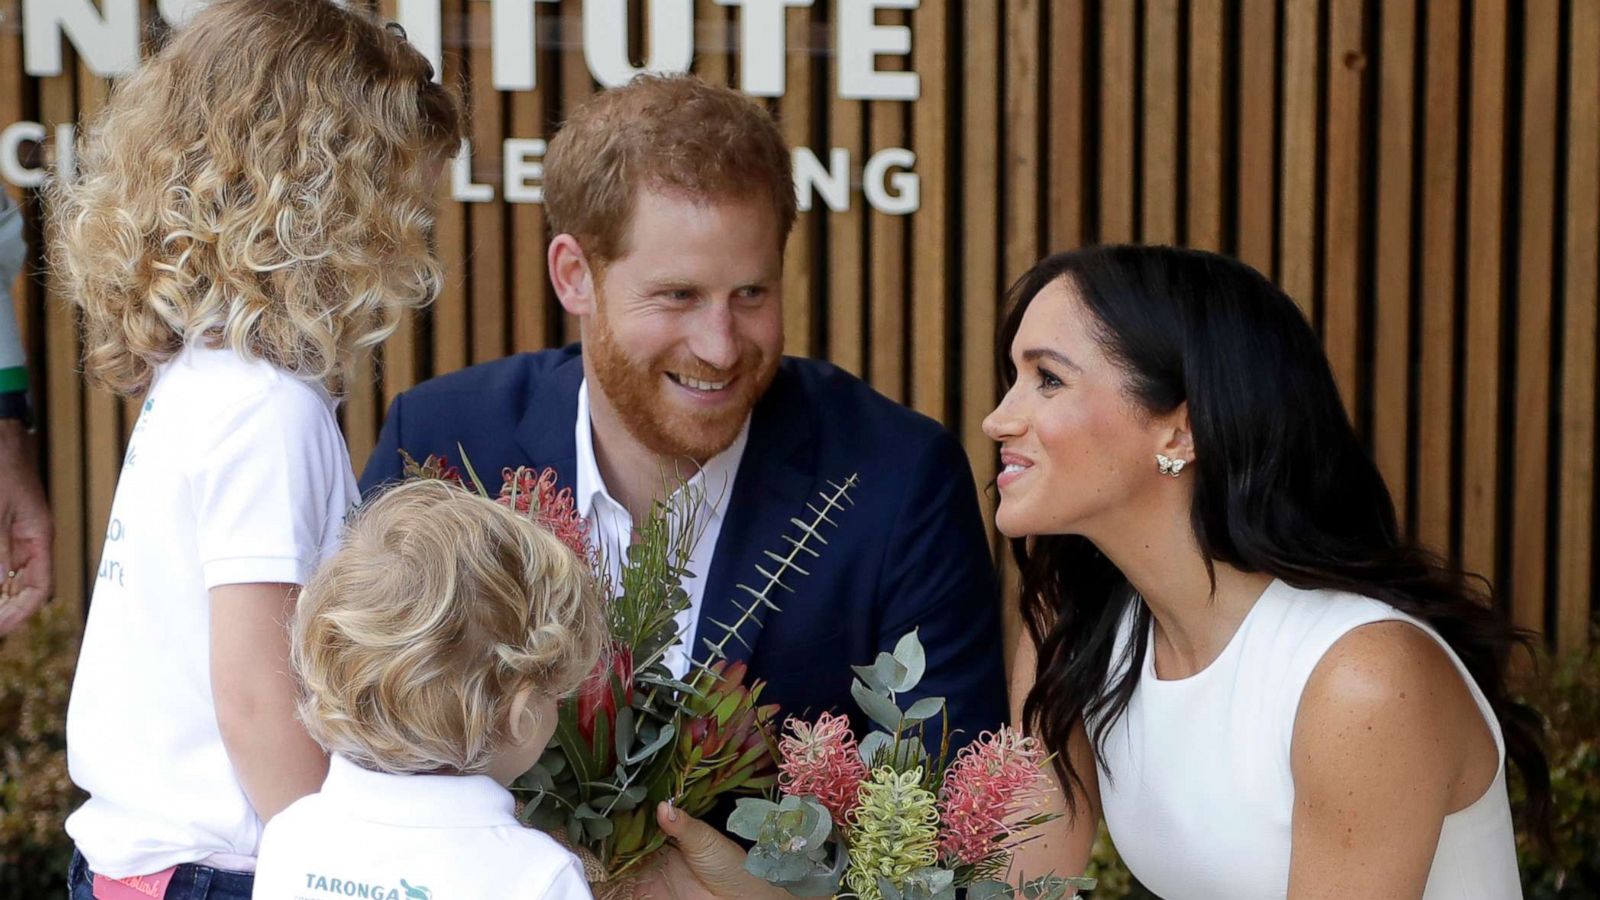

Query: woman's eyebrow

[1021,347,1082,372]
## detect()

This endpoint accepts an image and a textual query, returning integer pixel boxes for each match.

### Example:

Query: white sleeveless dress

[1094,579,1522,899]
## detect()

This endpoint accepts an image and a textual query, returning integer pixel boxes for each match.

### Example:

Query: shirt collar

[573,378,749,525]
[318,754,517,828]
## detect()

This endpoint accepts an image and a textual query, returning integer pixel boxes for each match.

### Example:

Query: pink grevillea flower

[778,712,869,826]
[937,728,1051,867]
[498,466,591,559]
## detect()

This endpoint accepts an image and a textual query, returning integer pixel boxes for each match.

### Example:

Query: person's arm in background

[0,191,52,634]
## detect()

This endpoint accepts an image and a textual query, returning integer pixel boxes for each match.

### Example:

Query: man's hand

[633,802,787,900]
[0,418,51,635]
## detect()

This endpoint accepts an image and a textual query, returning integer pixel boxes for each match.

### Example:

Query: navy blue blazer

[360,346,1008,751]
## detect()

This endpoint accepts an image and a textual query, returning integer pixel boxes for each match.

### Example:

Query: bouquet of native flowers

[399,449,859,894]
[726,631,1097,900]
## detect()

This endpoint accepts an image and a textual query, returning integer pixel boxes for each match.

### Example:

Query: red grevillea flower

[778,711,868,826]
[499,466,590,559]
[936,728,1051,867]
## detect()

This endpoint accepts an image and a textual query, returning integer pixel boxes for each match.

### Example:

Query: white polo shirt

[66,344,359,878]
[574,379,748,677]
[252,755,592,899]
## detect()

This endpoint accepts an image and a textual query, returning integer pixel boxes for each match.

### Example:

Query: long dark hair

[1007,245,1551,840]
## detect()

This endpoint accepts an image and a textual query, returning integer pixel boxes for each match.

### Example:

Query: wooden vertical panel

[962,4,1001,504]
[41,69,83,613]
[1510,0,1560,636]
[1186,0,1225,251]
[1372,0,1416,523]
[1099,0,1136,243]
[1047,0,1086,252]
[1279,0,1319,316]
[379,0,420,407]
[1141,0,1180,245]
[869,97,906,403]
[509,46,549,354]
[909,0,947,419]
[344,353,378,476]
[695,0,729,84]
[779,3,814,359]
[560,0,592,345]
[76,63,121,595]
[1417,0,1461,556]
[1005,0,1041,282]
[1237,0,1278,274]
[433,0,470,375]
[469,3,507,365]
[1322,0,1364,414]
[1560,0,1600,652]
[826,90,864,375]
[1461,0,1507,582]
[346,0,382,475]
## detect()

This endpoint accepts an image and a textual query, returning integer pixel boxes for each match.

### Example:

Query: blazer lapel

[512,348,585,488]
[694,364,818,668]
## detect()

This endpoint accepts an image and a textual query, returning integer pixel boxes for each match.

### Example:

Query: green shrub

[0,601,84,898]
[1514,639,1600,899]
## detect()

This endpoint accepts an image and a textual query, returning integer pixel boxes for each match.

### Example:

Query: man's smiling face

[584,187,784,462]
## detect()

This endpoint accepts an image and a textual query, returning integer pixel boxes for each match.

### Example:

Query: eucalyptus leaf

[727,797,783,840]
[967,881,1014,900]
[902,696,945,723]
[900,866,956,900]
[871,654,910,695]
[784,838,848,897]
[852,679,904,732]
[890,630,926,692]
[624,723,677,765]
[858,730,894,766]
[851,663,888,693]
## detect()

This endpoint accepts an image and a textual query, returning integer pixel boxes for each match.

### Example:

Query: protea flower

[844,767,942,900]
[575,644,634,748]
[936,727,1050,867]
[778,712,868,827]
[674,660,780,816]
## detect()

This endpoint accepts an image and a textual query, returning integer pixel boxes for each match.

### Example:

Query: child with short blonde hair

[252,479,606,899]
[55,2,461,897]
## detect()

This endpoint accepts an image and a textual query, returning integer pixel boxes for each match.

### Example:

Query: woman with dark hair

[993,245,1548,898]
[631,244,1549,899]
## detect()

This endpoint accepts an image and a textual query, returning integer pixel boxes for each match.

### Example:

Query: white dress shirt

[574,379,749,678]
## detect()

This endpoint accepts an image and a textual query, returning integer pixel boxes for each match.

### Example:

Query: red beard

[586,301,777,463]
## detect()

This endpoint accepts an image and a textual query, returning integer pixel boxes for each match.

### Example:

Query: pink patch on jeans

[92,868,177,900]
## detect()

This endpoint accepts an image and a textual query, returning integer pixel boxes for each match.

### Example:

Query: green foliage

[0,602,85,899]
[1513,638,1600,899]
[727,795,846,896]
[697,476,860,669]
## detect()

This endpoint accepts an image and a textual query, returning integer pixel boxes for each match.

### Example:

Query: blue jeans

[69,850,254,900]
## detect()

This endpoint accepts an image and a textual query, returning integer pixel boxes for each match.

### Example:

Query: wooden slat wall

[4,0,1598,652]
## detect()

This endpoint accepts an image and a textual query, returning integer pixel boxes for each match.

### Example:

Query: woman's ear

[1158,402,1195,465]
